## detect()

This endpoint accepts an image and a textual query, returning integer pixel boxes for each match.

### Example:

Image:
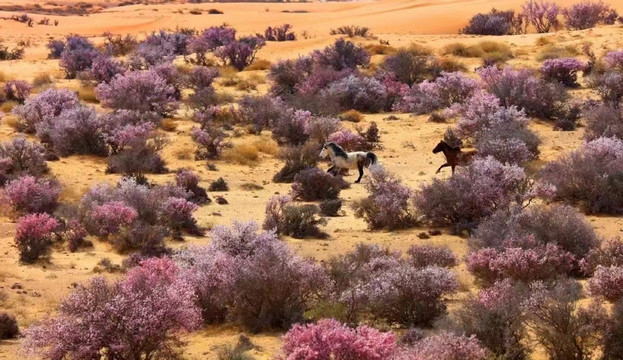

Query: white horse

[319,142,378,183]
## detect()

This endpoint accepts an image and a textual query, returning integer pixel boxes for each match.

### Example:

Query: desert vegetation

[1,0,623,359]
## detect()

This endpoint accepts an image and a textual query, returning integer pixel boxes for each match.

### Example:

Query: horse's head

[319,143,332,158]
[432,141,446,154]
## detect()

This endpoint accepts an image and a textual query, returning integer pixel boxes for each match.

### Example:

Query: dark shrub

[59,35,100,79]
[521,0,562,33]
[312,38,370,71]
[473,204,601,262]
[478,66,568,120]
[15,213,60,263]
[0,137,48,182]
[563,0,618,30]
[4,176,61,215]
[580,238,623,275]
[407,245,457,268]
[414,157,527,229]
[215,36,265,71]
[46,39,65,59]
[273,142,320,183]
[264,24,295,41]
[110,224,167,253]
[186,66,220,111]
[382,49,442,85]
[461,8,524,35]
[539,137,623,214]
[602,299,623,360]
[263,195,327,239]
[355,121,381,151]
[540,58,587,87]
[209,177,229,192]
[291,167,349,201]
[268,56,313,96]
[42,106,108,157]
[106,125,168,177]
[3,80,31,103]
[272,109,311,146]
[320,199,342,217]
[175,169,209,205]
[521,280,604,360]
[238,95,287,134]
[447,279,528,360]
[330,25,372,38]
[0,313,19,339]
[305,116,342,144]
[588,71,623,104]
[103,32,137,56]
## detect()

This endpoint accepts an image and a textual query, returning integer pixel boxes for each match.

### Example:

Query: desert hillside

[1,0,623,359]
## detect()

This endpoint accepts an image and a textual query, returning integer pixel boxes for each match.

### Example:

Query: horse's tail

[365,152,378,167]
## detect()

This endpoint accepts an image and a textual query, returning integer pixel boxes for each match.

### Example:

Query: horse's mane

[326,142,348,159]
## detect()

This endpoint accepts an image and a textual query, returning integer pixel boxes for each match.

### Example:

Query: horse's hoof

[355,180,361,184]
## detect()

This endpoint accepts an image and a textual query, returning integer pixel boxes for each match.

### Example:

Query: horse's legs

[451,165,456,174]
[436,163,450,174]
[327,165,337,176]
[355,165,364,183]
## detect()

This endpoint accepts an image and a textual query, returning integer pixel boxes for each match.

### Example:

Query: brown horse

[432,140,477,174]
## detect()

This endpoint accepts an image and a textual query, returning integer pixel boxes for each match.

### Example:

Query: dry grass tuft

[340,109,364,123]
[365,43,397,55]
[245,59,271,71]
[442,41,513,62]
[78,85,98,103]
[536,44,579,61]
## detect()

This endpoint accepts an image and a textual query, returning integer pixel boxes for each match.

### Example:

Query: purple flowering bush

[327,129,366,152]
[305,116,342,144]
[478,66,567,119]
[95,69,179,116]
[42,106,108,157]
[461,9,524,35]
[414,157,527,229]
[394,332,487,360]
[268,56,314,96]
[312,38,370,71]
[603,50,623,72]
[539,137,623,214]
[278,319,396,360]
[15,213,60,263]
[264,24,296,41]
[188,26,236,66]
[46,39,65,59]
[186,66,219,111]
[540,58,587,87]
[396,72,479,115]
[22,258,202,359]
[263,195,328,239]
[12,88,79,133]
[352,164,419,230]
[215,36,266,71]
[381,50,441,86]
[105,123,168,177]
[133,30,190,66]
[580,238,623,275]
[190,126,230,160]
[563,0,618,30]
[175,169,209,205]
[521,0,561,33]
[291,167,349,201]
[0,137,48,182]
[407,245,457,268]
[589,71,623,104]
[588,265,623,302]
[324,75,389,113]
[4,176,61,215]
[59,35,100,78]
[3,80,31,103]
[89,201,138,237]
[272,109,311,145]
[238,95,289,134]
[90,55,126,84]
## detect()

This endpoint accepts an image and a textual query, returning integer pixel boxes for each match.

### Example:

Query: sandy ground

[1,1,623,359]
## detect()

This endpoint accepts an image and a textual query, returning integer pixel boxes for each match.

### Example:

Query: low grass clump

[442,41,513,62]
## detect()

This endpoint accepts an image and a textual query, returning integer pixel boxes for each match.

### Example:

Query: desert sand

[1,0,623,359]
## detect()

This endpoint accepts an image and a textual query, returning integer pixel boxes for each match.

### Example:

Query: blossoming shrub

[540,58,587,87]
[521,0,561,33]
[396,72,479,115]
[588,265,623,302]
[0,138,48,183]
[22,258,201,359]
[4,176,61,214]
[12,88,79,133]
[563,0,618,30]
[15,213,60,263]
[291,167,349,201]
[263,195,328,238]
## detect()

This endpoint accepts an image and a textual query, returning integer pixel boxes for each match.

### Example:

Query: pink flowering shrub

[473,204,600,263]
[381,50,441,86]
[188,26,236,66]
[588,265,623,302]
[540,58,587,87]
[601,299,623,359]
[396,72,478,114]
[95,69,179,116]
[521,0,561,33]
[190,126,229,159]
[22,258,201,359]
[238,95,288,134]
[589,71,623,104]
[478,66,567,119]
[89,201,138,236]
[264,24,296,41]
[272,109,312,145]
[353,164,419,230]
[46,39,65,59]
[268,56,314,96]
[279,319,396,360]
[585,104,623,142]
[580,238,623,275]
[162,197,201,238]
[407,245,457,268]
[105,123,168,177]
[414,157,527,229]
[133,30,190,66]
[466,240,575,284]
[15,213,60,263]
[292,167,349,201]
[366,263,458,327]
[4,176,61,214]
[3,80,31,103]
[563,0,618,30]
[12,88,79,133]
[215,36,265,70]
[540,137,623,214]
[64,219,90,253]
[0,138,48,182]
[312,38,370,71]
[306,116,342,144]
[263,195,328,238]
[396,332,487,360]
[186,66,219,111]
[327,129,366,151]
[448,279,528,359]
